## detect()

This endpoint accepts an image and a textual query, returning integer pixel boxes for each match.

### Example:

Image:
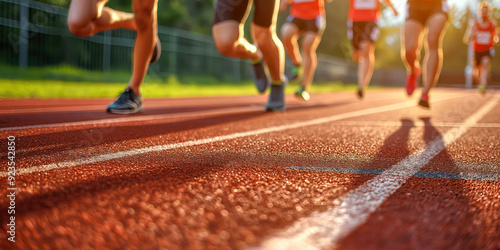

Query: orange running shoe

[406,67,421,96]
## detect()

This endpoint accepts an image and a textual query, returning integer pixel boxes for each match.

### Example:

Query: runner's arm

[382,0,398,16]
[493,20,499,46]
[464,22,475,45]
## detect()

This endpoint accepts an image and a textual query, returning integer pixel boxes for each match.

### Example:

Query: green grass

[0,65,370,99]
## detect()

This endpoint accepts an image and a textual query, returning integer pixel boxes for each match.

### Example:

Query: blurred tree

[27,0,500,71]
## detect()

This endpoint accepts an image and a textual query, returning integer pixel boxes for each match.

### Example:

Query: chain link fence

[0,0,251,82]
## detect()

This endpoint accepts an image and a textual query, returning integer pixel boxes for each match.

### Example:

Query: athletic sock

[252,57,262,64]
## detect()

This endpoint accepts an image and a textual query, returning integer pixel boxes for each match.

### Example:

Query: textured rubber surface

[0,89,498,249]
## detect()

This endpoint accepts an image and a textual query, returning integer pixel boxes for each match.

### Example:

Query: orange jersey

[348,0,381,22]
[473,20,497,52]
[291,0,325,20]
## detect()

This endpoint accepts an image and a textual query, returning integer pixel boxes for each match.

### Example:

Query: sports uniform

[406,0,448,25]
[286,0,326,34]
[472,20,496,66]
[348,0,381,50]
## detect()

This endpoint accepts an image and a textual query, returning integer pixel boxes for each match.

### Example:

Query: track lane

[0,89,498,249]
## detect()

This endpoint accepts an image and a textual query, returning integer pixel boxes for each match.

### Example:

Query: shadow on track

[10,110,267,158]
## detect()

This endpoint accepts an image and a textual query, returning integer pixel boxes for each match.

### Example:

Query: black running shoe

[265,77,287,112]
[106,88,143,114]
[357,87,364,99]
[150,38,161,64]
[251,59,270,94]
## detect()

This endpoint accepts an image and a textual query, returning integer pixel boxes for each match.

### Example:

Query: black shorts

[406,0,449,25]
[475,49,494,66]
[286,15,326,34]
[347,20,379,50]
[213,0,278,28]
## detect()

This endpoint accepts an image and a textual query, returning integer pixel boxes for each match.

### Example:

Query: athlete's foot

[295,86,310,101]
[406,67,421,96]
[291,64,303,81]
[106,88,143,114]
[478,85,486,95]
[418,92,430,109]
[251,58,270,94]
[265,77,288,112]
[150,38,162,64]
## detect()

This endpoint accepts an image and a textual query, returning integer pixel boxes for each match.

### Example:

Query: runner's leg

[67,0,136,37]
[300,31,321,90]
[127,0,159,95]
[421,13,448,95]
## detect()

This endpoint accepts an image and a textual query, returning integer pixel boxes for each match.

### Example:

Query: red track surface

[0,88,499,249]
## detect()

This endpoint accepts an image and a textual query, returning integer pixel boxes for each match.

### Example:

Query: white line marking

[0,95,464,178]
[333,120,500,128]
[256,96,499,250]
[287,166,499,182]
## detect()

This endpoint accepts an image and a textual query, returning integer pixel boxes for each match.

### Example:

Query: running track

[0,88,499,249]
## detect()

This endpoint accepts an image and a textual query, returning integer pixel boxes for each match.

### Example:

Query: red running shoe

[406,67,421,96]
[418,93,429,108]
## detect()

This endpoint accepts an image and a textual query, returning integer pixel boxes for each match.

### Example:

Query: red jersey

[348,0,381,22]
[473,20,497,52]
[291,0,325,20]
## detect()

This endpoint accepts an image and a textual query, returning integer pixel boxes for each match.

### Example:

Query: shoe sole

[357,90,364,99]
[265,106,286,112]
[295,93,310,101]
[106,106,143,114]
[418,99,429,109]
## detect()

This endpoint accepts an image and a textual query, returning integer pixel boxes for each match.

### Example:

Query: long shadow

[0,151,238,227]
[364,118,415,170]
[0,103,254,128]
[2,110,267,159]
[419,117,456,173]
[3,100,352,159]
[418,118,500,248]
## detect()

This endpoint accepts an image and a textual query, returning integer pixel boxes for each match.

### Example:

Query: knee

[67,17,92,37]
[213,35,237,57]
[359,42,372,57]
[253,26,272,44]
[280,25,295,42]
[133,3,155,31]
[427,36,441,51]
[405,47,417,58]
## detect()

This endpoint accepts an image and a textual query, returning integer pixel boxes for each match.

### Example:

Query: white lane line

[287,166,499,182]
[0,106,262,132]
[0,95,463,178]
[256,96,499,250]
[333,120,500,128]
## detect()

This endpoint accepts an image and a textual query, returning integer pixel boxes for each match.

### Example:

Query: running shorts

[286,15,326,34]
[406,0,449,25]
[347,20,379,50]
[214,0,278,28]
[475,48,495,66]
